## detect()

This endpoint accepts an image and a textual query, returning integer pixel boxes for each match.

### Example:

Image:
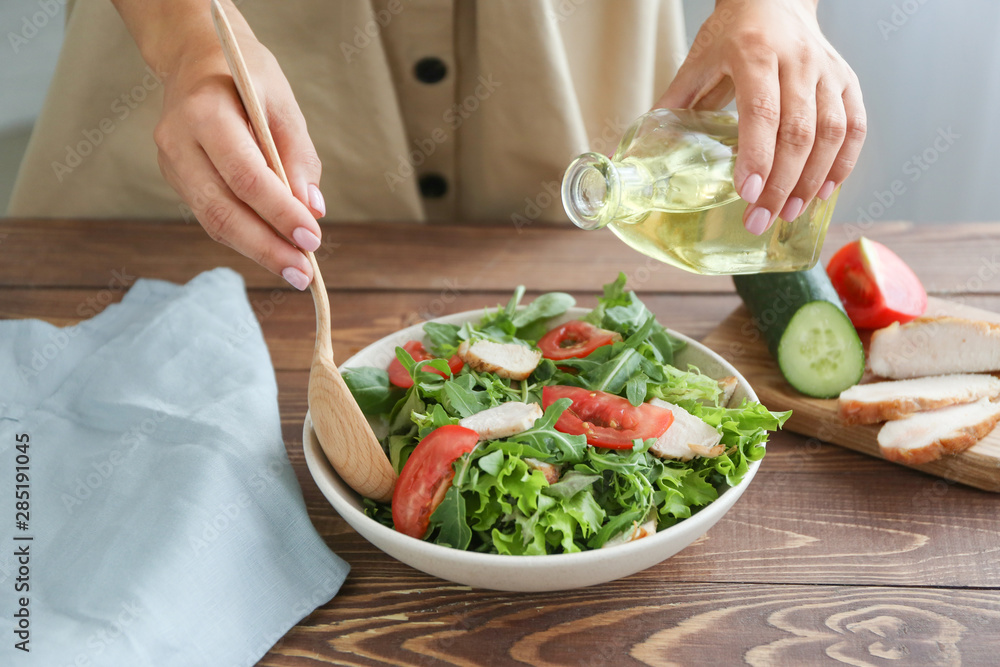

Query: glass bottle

[561,108,840,275]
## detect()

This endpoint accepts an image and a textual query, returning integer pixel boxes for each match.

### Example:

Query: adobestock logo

[60,409,170,514]
[7,0,66,54]
[50,67,163,183]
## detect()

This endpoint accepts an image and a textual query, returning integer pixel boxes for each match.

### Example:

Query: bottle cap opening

[561,153,620,230]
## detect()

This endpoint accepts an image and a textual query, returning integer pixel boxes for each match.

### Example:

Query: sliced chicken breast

[869,317,1000,379]
[458,401,543,440]
[457,340,542,381]
[839,374,1000,425]
[525,457,560,484]
[877,397,1000,464]
[647,398,724,461]
[601,512,657,549]
[718,376,739,407]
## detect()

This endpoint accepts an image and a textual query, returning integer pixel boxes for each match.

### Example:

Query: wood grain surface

[3,219,1000,293]
[2,219,1000,666]
[703,297,1000,492]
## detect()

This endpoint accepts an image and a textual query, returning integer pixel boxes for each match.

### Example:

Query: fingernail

[817,180,836,200]
[308,184,326,217]
[282,266,310,291]
[740,173,764,205]
[292,226,321,252]
[780,197,804,222]
[745,207,771,236]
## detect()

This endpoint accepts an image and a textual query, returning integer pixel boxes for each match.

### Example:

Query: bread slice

[877,398,1000,464]
[457,340,542,381]
[869,317,1000,379]
[839,374,1000,425]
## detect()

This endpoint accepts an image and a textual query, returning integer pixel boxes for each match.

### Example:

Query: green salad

[343,274,789,555]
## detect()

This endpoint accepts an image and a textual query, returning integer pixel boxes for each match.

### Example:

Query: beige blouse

[9,0,686,223]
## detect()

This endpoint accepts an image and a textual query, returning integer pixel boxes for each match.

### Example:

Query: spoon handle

[210,0,332,360]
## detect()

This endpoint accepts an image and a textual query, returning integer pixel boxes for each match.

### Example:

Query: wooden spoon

[211,0,396,501]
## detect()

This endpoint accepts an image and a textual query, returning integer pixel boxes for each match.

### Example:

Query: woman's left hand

[656,0,867,234]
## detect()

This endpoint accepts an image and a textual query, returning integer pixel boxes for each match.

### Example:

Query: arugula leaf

[388,433,415,473]
[584,272,630,326]
[587,446,652,475]
[648,327,684,365]
[429,485,473,549]
[463,310,518,344]
[533,358,558,382]
[423,322,462,357]
[394,345,418,373]
[589,279,656,336]
[389,387,425,434]
[393,345,453,390]
[342,366,400,414]
[505,399,588,464]
[412,404,458,437]
[579,317,656,394]
[511,292,575,329]
[441,380,491,418]
[603,294,651,333]
[467,368,523,404]
[505,285,526,317]
[602,272,630,304]
[462,289,572,347]
[544,470,601,499]
[477,439,559,464]
[587,508,647,549]
[582,347,642,394]
[625,373,648,406]
[362,497,394,528]
[415,358,454,378]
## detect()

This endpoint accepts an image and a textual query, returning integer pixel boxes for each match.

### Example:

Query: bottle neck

[561,153,649,230]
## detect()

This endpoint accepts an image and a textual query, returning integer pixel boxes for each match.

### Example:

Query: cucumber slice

[733,263,865,398]
[776,301,865,398]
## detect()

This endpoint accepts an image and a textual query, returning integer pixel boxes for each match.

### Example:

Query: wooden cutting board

[702,297,1000,492]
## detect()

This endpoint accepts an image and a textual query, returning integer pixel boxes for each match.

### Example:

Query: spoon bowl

[308,356,395,502]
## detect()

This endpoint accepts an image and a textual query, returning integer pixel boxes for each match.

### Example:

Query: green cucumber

[733,263,864,398]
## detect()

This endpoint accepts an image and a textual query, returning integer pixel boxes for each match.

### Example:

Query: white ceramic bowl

[303,308,761,592]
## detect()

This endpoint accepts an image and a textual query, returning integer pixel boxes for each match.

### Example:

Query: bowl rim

[303,306,762,564]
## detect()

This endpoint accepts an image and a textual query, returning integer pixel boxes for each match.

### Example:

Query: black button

[419,174,448,199]
[414,57,447,84]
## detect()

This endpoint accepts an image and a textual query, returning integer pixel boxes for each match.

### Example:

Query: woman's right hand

[128,3,324,290]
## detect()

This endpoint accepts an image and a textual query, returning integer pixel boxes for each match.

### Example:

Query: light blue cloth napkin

[0,268,348,666]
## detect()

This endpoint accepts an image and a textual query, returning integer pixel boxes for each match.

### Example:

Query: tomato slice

[542,385,673,449]
[388,340,465,388]
[392,425,479,539]
[537,320,620,361]
[827,237,927,330]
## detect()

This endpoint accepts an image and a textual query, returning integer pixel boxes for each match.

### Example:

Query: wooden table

[3,219,1000,665]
